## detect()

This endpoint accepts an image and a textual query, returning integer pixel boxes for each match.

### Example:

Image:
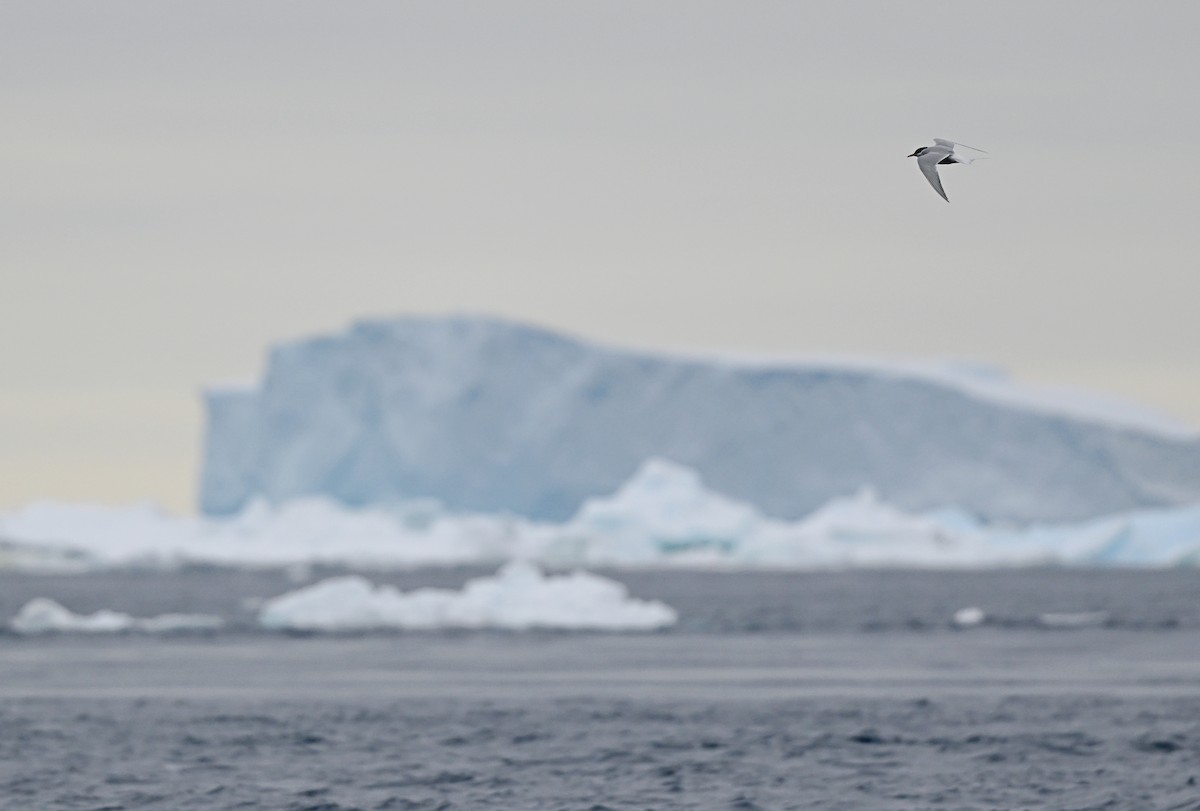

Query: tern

[907,139,987,202]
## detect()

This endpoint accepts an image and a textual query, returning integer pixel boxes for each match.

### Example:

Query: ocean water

[2,569,1200,809]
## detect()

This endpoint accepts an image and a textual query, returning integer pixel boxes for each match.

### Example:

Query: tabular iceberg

[201,316,1200,524]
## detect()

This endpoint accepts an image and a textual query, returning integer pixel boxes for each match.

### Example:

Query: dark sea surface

[2,568,1200,810]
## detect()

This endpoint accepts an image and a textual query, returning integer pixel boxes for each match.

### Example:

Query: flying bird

[907,138,987,201]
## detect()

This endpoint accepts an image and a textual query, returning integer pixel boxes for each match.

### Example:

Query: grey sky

[4,1,1199,511]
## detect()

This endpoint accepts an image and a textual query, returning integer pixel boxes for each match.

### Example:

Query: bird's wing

[917,150,950,201]
[934,137,988,153]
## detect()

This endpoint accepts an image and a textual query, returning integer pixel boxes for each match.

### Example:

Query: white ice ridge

[257,561,678,632]
[655,349,1199,442]
[3,458,1200,571]
[9,598,223,635]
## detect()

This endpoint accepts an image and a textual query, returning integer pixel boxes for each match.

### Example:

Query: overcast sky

[4,1,1199,511]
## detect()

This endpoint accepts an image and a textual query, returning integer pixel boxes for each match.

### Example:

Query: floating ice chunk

[952,606,986,628]
[258,576,395,631]
[4,462,1200,572]
[0,497,524,570]
[561,465,983,568]
[258,561,678,632]
[9,598,223,635]
[11,599,133,634]
[800,488,948,544]
[563,458,764,563]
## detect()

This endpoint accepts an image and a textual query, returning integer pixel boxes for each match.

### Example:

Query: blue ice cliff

[200,316,1200,523]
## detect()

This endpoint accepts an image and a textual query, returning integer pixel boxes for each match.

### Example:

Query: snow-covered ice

[554,459,762,565]
[0,498,523,570]
[9,598,223,635]
[3,458,1200,572]
[0,539,92,573]
[257,562,678,632]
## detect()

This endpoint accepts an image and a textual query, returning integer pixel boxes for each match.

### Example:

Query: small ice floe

[1037,611,1109,629]
[9,598,223,635]
[951,606,986,628]
[257,561,678,632]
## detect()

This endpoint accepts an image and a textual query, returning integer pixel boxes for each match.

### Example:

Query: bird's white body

[909,138,987,202]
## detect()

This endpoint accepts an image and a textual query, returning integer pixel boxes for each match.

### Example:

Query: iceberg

[257,562,678,631]
[201,315,1200,524]
[556,460,1056,568]
[9,598,223,635]
[555,459,763,564]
